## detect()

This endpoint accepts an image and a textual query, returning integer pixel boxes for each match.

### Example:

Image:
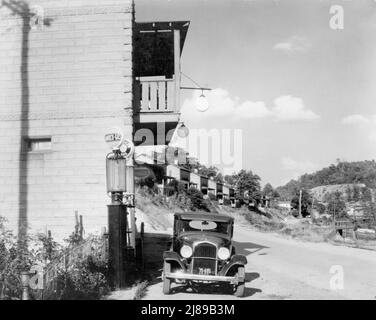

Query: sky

[136,0,376,187]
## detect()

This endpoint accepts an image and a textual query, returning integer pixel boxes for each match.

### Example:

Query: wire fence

[31,235,108,300]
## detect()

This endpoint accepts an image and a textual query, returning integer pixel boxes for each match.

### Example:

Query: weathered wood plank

[134,80,141,113]
[158,81,166,110]
[167,80,175,111]
[150,82,157,111]
[141,82,149,111]
[138,76,166,82]
[174,29,181,112]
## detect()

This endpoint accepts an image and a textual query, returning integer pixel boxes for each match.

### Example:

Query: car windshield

[178,219,230,235]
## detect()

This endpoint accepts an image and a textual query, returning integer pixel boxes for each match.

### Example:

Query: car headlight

[218,247,230,260]
[180,245,193,258]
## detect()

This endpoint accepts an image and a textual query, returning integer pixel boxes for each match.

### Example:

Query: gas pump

[105,127,135,288]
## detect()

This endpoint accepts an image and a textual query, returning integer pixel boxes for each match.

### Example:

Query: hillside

[276,160,376,200]
[310,184,366,203]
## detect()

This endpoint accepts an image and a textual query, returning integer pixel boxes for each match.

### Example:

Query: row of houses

[135,147,236,204]
[163,164,236,204]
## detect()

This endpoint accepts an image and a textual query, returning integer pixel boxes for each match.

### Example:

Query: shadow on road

[243,272,262,298]
[167,272,262,298]
[244,287,262,297]
[142,232,171,284]
[233,240,269,256]
[245,272,260,283]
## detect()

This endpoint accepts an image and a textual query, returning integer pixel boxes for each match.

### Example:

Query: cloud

[181,89,319,123]
[281,156,319,178]
[235,101,271,119]
[271,95,319,121]
[342,114,373,125]
[273,36,311,55]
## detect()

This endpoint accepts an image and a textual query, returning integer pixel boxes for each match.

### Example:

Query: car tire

[234,267,245,297]
[163,262,171,295]
[234,282,245,297]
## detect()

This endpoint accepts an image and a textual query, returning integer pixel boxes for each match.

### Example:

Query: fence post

[20,272,31,300]
[79,215,84,241]
[101,227,107,259]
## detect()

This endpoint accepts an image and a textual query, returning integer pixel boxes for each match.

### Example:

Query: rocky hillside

[310,183,366,202]
[276,160,376,200]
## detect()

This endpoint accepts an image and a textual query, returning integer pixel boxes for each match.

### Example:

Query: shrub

[208,193,217,201]
[223,198,231,206]
[133,280,149,300]
[315,202,326,215]
[0,215,110,301]
[171,192,192,210]
[137,177,156,189]
[56,254,110,300]
[187,187,209,211]
[0,216,62,300]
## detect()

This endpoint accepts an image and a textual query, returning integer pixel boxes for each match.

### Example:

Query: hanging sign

[104,127,124,150]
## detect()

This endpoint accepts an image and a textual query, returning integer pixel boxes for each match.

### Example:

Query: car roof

[174,212,234,223]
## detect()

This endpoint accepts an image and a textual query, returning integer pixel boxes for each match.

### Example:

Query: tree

[275,179,300,200]
[262,183,274,197]
[262,183,273,197]
[345,185,353,202]
[234,170,261,204]
[198,165,218,179]
[352,185,361,202]
[290,189,312,217]
[215,172,223,183]
[272,189,280,198]
[313,200,326,215]
[187,187,208,211]
[166,180,187,195]
[327,192,347,219]
[360,187,376,223]
[224,174,236,185]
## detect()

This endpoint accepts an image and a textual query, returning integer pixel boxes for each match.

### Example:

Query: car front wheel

[163,262,171,295]
[234,267,245,297]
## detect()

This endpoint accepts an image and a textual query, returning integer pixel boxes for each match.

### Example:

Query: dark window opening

[25,137,52,152]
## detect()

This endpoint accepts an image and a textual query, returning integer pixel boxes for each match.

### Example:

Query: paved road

[142,222,376,300]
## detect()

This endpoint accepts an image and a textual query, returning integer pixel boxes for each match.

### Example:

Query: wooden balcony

[133,21,190,146]
[133,76,180,123]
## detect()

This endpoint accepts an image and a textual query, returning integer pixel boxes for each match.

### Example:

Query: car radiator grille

[192,243,217,276]
[193,243,217,258]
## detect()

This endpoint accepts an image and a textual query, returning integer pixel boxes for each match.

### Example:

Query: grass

[279,223,334,243]
[133,281,149,300]
[242,208,286,232]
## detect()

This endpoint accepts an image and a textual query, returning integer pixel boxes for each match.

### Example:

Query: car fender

[163,251,187,271]
[219,254,247,277]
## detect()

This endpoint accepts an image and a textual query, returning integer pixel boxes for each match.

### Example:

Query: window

[25,137,52,152]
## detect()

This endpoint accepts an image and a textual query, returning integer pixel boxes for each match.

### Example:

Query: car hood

[177,231,231,247]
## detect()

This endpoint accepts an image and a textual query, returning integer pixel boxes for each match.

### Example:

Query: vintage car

[162,213,247,297]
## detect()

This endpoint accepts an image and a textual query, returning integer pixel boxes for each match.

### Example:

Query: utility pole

[298,189,302,219]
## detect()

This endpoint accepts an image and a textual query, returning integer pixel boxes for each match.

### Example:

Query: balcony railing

[134,76,177,113]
